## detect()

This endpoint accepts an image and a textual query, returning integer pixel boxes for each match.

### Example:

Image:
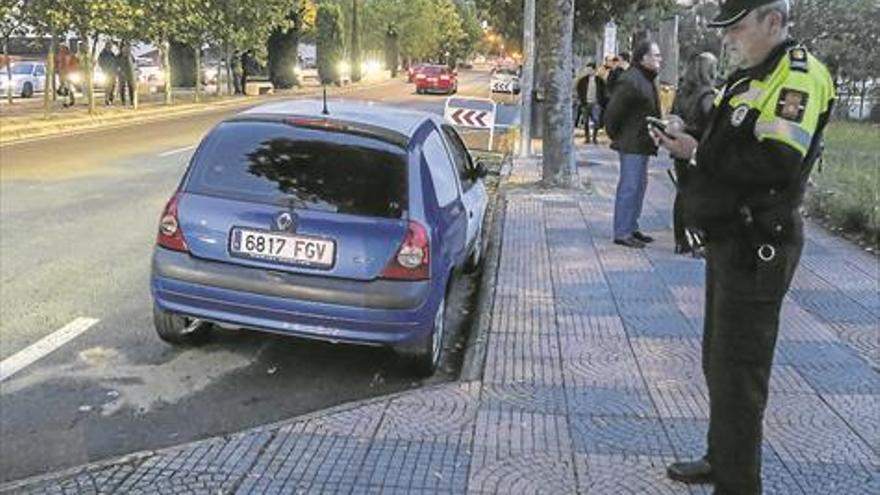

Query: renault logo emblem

[275,212,296,231]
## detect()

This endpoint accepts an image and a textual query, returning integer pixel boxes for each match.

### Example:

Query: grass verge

[805,121,880,250]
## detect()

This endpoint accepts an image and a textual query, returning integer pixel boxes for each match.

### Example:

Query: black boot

[667,457,713,484]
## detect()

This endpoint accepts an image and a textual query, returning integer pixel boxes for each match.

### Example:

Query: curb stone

[460,162,509,382]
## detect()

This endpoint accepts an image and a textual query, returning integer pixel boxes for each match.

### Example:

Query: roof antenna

[321,84,330,115]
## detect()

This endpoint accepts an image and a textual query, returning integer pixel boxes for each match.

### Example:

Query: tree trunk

[4,38,12,105]
[225,43,233,95]
[162,37,172,104]
[44,37,55,118]
[540,0,575,188]
[83,34,95,115]
[350,0,361,82]
[216,48,223,96]
[194,44,201,103]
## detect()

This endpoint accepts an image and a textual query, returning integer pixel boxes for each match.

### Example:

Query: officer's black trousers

[702,233,803,495]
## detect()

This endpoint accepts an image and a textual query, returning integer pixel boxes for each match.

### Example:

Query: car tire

[153,304,212,346]
[397,290,448,377]
[465,226,483,273]
[21,82,33,98]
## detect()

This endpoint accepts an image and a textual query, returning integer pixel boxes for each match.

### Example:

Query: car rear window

[185,121,408,219]
[423,66,445,75]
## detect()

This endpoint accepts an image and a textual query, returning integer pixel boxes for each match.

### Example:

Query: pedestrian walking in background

[604,41,663,248]
[54,45,79,108]
[98,42,118,105]
[652,1,835,492]
[576,63,605,144]
[671,51,718,254]
[116,40,136,106]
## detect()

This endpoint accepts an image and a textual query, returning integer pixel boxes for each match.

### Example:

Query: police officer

[651,1,835,493]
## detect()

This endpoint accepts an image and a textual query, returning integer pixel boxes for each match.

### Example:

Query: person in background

[576,63,605,144]
[670,52,719,254]
[98,42,118,105]
[54,44,79,108]
[116,40,136,106]
[603,41,663,248]
[606,51,631,97]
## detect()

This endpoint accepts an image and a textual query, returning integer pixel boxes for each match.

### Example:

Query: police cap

[708,0,786,28]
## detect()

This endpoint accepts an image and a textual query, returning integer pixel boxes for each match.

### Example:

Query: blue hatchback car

[150,100,489,375]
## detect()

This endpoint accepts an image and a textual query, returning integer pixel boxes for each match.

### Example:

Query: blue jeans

[613,153,650,239]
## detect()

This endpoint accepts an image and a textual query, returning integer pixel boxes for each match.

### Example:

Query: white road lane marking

[158,145,196,157]
[0,317,100,382]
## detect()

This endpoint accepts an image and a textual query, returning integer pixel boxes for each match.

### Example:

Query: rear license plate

[230,228,335,269]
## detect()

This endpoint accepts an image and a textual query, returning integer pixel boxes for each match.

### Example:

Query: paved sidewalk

[3,146,877,494]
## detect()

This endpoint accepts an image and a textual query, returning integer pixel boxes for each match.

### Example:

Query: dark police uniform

[681,33,836,495]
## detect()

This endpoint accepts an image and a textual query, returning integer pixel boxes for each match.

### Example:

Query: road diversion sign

[491,80,516,93]
[445,96,497,150]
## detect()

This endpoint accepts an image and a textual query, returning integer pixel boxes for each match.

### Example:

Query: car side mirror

[474,161,489,179]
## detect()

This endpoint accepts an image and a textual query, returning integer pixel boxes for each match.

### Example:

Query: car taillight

[381,221,430,280]
[156,192,188,252]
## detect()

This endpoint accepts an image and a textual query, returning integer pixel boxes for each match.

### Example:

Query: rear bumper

[151,248,439,347]
[417,83,454,93]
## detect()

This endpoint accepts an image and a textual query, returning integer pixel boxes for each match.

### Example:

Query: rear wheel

[153,305,212,346]
[397,293,447,377]
[21,82,33,98]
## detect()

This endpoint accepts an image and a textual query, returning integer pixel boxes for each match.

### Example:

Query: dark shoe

[632,231,654,243]
[674,243,691,255]
[667,458,713,484]
[613,237,645,249]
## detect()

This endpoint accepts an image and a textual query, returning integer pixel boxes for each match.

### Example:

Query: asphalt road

[0,70,507,482]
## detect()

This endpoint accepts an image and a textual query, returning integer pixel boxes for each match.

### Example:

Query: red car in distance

[407,63,428,83]
[414,65,457,95]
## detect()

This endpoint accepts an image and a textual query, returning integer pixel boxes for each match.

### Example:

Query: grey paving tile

[575,453,692,495]
[376,383,480,442]
[489,296,556,335]
[482,354,564,387]
[472,408,573,457]
[823,394,880,450]
[830,322,880,368]
[777,302,840,342]
[795,362,880,394]
[113,428,272,494]
[775,341,868,367]
[647,378,710,419]
[569,414,675,456]
[560,338,644,389]
[769,365,815,394]
[765,393,878,466]
[791,288,877,325]
[236,433,370,494]
[780,461,880,495]
[353,438,471,493]
[631,338,704,383]
[3,462,138,495]
[284,402,386,439]
[482,382,568,415]
[555,312,628,340]
[484,328,561,362]
[466,452,577,495]
[565,386,656,418]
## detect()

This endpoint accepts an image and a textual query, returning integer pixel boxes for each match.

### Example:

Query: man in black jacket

[603,41,662,248]
[576,63,605,144]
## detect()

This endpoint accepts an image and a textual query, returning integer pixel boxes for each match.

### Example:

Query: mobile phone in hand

[646,116,672,137]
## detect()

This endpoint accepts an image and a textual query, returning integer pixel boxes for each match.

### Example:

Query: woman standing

[671,52,718,254]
